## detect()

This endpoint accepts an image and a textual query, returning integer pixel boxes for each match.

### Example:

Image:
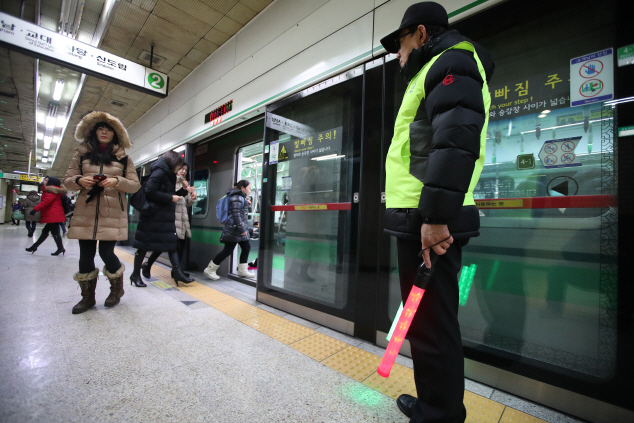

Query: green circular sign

[147,73,165,89]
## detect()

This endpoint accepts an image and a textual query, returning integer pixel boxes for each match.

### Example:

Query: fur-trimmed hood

[45,185,68,196]
[75,111,130,149]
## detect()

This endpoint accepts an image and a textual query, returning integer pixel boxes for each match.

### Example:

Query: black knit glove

[30,209,36,216]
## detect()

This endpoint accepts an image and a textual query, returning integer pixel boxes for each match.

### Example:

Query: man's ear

[417,25,428,46]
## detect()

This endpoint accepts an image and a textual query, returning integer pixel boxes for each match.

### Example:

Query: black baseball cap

[380,2,448,54]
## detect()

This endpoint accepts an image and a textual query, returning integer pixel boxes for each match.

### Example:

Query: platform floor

[0,224,584,422]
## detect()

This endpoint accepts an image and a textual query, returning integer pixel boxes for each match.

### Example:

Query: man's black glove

[30,210,36,216]
[85,185,104,203]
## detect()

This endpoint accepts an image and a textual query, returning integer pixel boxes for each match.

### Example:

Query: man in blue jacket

[381,2,494,421]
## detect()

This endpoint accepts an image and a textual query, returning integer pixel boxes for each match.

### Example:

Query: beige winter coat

[62,142,140,240]
[175,176,195,240]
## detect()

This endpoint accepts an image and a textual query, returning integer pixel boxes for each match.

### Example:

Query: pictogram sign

[570,49,613,107]
[538,136,583,169]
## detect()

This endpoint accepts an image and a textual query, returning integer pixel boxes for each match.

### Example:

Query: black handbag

[129,175,157,215]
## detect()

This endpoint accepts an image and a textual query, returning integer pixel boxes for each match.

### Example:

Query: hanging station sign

[0,12,168,97]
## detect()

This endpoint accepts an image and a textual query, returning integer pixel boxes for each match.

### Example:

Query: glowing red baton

[377,255,437,378]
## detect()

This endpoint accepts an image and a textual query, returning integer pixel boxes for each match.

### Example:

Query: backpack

[216,194,244,224]
[61,195,75,215]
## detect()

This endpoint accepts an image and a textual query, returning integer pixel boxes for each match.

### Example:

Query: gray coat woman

[23,191,41,237]
[175,174,196,240]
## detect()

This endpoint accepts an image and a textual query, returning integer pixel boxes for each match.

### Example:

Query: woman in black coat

[130,151,193,286]
[203,180,255,280]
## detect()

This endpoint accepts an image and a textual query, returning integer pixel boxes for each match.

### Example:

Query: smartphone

[93,174,107,182]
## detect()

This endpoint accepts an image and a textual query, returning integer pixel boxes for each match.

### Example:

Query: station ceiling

[0,0,273,177]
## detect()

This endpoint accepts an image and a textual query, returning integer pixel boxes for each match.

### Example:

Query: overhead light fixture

[37,132,43,140]
[53,136,60,144]
[52,79,65,101]
[44,135,52,149]
[56,115,66,127]
[541,110,551,114]
[538,114,547,118]
[174,145,186,152]
[42,157,48,163]
[45,115,56,130]
[43,150,49,157]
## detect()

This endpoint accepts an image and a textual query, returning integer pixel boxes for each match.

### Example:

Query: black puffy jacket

[220,189,249,243]
[133,157,178,252]
[385,30,495,240]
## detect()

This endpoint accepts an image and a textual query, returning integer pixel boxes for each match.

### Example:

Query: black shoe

[27,231,33,237]
[141,263,151,279]
[396,394,416,419]
[171,268,194,286]
[130,274,147,287]
[51,249,66,256]
[25,245,37,254]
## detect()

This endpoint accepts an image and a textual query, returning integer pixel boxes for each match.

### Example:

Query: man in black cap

[381,2,494,422]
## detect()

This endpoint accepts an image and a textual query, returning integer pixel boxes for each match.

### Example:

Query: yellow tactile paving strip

[115,248,549,423]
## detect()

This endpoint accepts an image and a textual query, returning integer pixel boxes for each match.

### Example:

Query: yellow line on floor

[115,248,546,423]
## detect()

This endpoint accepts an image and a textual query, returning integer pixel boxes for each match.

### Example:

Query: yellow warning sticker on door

[475,199,524,208]
[295,204,327,211]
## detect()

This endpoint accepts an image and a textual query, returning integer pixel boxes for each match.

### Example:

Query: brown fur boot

[72,269,99,314]
[104,264,125,307]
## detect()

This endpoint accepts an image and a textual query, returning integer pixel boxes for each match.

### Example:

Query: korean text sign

[0,12,167,96]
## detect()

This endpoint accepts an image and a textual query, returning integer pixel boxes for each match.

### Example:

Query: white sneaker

[204,261,220,280]
[237,263,256,279]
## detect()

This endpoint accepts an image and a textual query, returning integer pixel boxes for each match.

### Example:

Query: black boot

[131,250,147,287]
[142,251,160,278]
[25,231,49,253]
[130,273,147,287]
[51,234,66,256]
[168,251,193,285]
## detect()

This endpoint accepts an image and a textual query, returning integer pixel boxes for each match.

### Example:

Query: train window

[192,169,209,218]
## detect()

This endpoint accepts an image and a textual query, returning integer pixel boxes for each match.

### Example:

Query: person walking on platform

[25,177,67,256]
[63,111,141,314]
[380,2,494,422]
[23,190,41,237]
[130,151,194,287]
[204,180,255,281]
[140,163,197,281]
[11,200,24,225]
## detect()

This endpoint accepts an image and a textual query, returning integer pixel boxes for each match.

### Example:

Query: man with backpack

[204,180,256,280]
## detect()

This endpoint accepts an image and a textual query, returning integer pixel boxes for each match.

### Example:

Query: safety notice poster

[570,48,614,107]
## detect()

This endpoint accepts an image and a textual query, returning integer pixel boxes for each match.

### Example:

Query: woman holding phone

[63,111,141,315]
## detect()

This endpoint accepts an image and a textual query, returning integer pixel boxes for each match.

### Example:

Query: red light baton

[377,254,438,378]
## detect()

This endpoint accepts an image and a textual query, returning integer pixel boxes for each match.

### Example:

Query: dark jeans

[212,240,250,265]
[396,237,468,423]
[26,221,36,232]
[78,240,121,274]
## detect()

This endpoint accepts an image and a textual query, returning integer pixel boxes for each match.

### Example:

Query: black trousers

[78,240,121,274]
[213,240,250,265]
[396,237,468,423]
[26,221,36,232]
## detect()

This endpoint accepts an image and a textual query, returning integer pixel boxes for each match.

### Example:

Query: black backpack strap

[118,155,129,178]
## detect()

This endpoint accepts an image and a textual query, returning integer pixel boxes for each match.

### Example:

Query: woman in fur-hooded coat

[62,111,141,315]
